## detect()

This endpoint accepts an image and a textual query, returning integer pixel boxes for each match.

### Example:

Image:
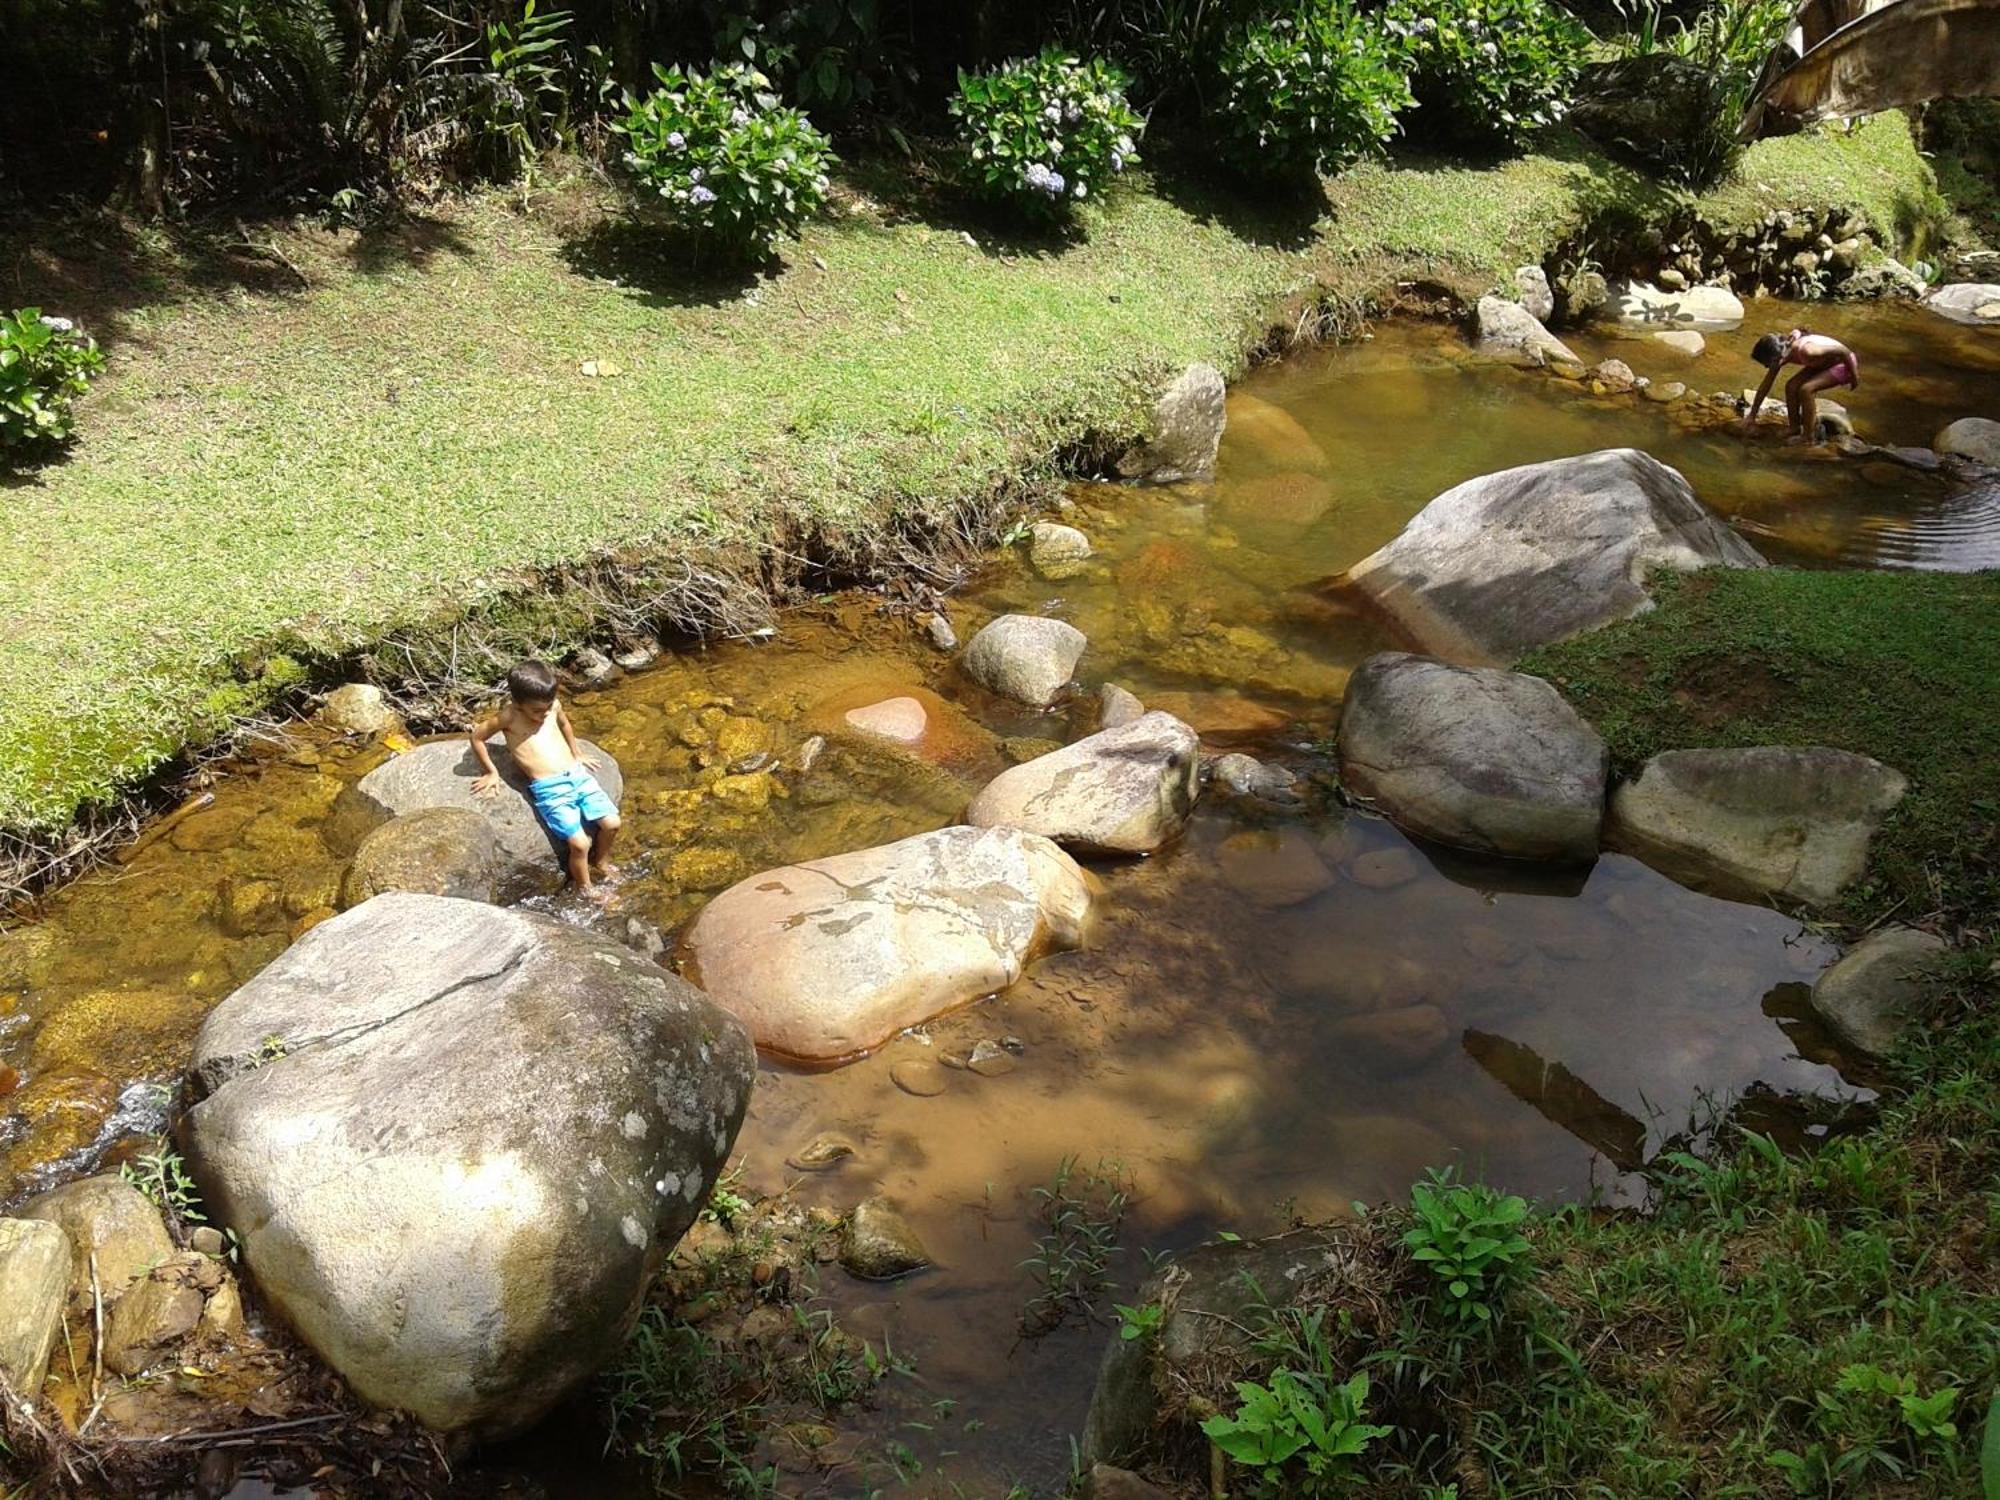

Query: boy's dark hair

[507,660,558,703]
[1751,332,1787,369]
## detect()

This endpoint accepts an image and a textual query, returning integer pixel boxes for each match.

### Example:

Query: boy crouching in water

[470,660,621,897]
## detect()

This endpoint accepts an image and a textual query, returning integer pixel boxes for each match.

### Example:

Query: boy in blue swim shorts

[469,660,622,898]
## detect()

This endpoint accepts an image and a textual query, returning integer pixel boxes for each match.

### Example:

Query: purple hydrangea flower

[667,130,686,149]
[690,185,717,205]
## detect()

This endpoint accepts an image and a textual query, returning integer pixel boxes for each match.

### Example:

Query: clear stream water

[2,300,1995,1496]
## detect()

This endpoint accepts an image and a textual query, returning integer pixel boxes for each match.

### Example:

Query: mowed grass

[1,117,1942,833]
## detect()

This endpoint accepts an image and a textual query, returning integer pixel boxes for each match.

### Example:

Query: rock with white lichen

[182,893,754,1438]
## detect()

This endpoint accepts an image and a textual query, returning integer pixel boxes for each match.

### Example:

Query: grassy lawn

[1,115,1939,837]
[1525,568,2000,931]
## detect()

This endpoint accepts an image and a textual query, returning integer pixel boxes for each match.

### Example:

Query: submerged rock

[1028,521,1094,580]
[1208,751,1302,805]
[840,1197,931,1280]
[1337,448,1765,665]
[1936,417,2000,467]
[926,612,959,653]
[319,683,400,737]
[963,615,1088,709]
[338,806,506,909]
[1922,283,2000,326]
[965,711,1200,856]
[17,1173,175,1301]
[1118,362,1227,484]
[1607,747,1908,906]
[353,736,623,871]
[1810,927,1949,1058]
[1224,393,1329,473]
[681,826,1095,1062]
[1653,330,1705,357]
[0,1218,68,1399]
[1338,653,1606,862]
[1608,279,1745,332]
[1473,295,1578,369]
[184,893,754,1438]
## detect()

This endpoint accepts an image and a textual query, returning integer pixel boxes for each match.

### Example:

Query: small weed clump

[1020,1155,1131,1335]
[1,307,104,455]
[1401,1168,1532,1333]
[121,1146,207,1234]
[618,62,835,260]
[950,49,1143,223]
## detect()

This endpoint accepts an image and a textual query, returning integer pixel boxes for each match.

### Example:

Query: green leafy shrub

[949,48,1144,223]
[1215,4,1414,178]
[1383,0,1587,146]
[618,61,835,259]
[1202,1367,1392,1495]
[1,308,106,455]
[1402,1168,1533,1327]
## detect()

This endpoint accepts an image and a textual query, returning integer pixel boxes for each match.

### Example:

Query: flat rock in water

[965,711,1200,855]
[354,736,622,870]
[1208,752,1302,804]
[184,893,754,1438]
[1326,1004,1454,1073]
[1118,362,1226,484]
[0,1218,68,1399]
[1608,279,1744,332]
[1810,926,1948,1058]
[1922,283,2000,326]
[890,1059,948,1097]
[680,826,1095,1062]
[1338,449,1765,665]
[1653,330,1705,356]
[1217,828,1333,907]
[1473,295,1578,369]
[1607,747,1908,906]
[17,1174,174,1300]
[1935,417,2000,467]
[339,806,506,909]
[843,696,929,744]
[962,616,1088,708]
[840,1197,930,1279]
[1338,653,1607,862]
[1223,393,1329,473]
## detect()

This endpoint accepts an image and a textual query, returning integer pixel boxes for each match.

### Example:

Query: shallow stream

[5,299,1995,1496]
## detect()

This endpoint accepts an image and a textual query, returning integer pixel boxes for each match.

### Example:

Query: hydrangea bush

[949,49,1144,223]
[1384,0,1587,146]
[619,62,835,259]
[1,308,106,454]
[1216,4,1415,177]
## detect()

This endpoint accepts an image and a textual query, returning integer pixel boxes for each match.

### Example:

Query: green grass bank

[1,115,1943,843]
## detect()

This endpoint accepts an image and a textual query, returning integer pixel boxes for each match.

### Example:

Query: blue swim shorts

[527,766,616,842]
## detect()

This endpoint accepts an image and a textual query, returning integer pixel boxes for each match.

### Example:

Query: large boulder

[182,893,754,1438]
[1810,927,1949,1058]
[353,737,623,871]
[681,826,1096,1062]
[1337,449,1765,666]
[965,711,1200,855]
[1607,747,1908,906]
[1083,1227,1374,1468]
[1119,362,1227,484]
[1338,653,1606,862]
[338,806,507,909]
[962,616,1088,709]
[1474,295,1578,369]
[0,1218,68,1399]
[1922,283,2000,326]
[1936,417,2000,467]
[1607,279,1745,332]
[17,1173,175,1300]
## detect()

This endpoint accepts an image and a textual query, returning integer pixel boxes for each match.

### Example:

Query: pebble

[967,1040,1017,1077]
[890,1059,948,1097]
[1348,847,1421,890]
[794,734,826,772]
[188,1226,226,1257]
[786,1134,856,1172]
[926,612,959,652]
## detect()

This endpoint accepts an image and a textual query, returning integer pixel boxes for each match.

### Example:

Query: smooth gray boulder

[1810,926,1949,1058]
[1608,279,1745,332]
[0,1218,68,1399]
[1922,283,2000,326]
[965,711,1200,855]
[1338,653,1606,862]
[1936,417,2000,467]
[1514,266,1555,321]
[17,1173,174,1300]
[1119,362,1227,484]
[963,615,1088,709]
[1096,683,1145,730]
[1083,1227,1371,1467]
[183,893,754,1438]
[354,736,622,870]
[338,806,506,909]
[1474,295,1579,369]
[1338,449,1765,666]
[1607,746,1908,906]
[682,826,1095,1062]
